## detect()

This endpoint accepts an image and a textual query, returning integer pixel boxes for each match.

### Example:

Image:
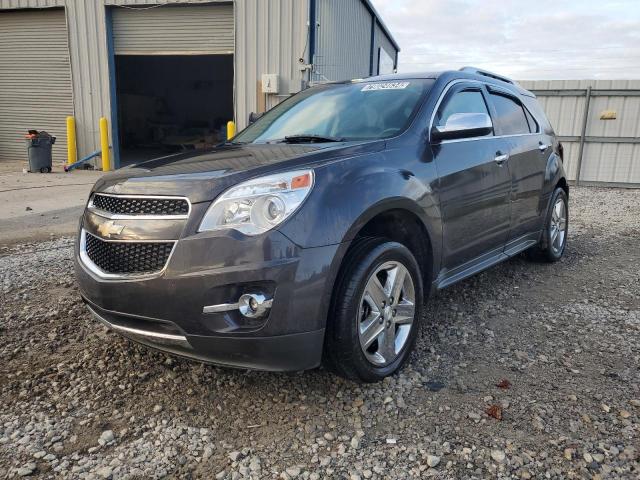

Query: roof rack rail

[459,66,514,85]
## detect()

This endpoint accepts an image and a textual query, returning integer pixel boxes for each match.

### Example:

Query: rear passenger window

[436,90,490,128]
[489,92,530,135]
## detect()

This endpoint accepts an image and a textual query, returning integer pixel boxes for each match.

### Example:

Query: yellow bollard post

[66,116,77,166]
[99,117,110,172]
[226,120,236,140]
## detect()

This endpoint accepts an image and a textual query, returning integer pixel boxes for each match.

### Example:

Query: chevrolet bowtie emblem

[97,220,125,238]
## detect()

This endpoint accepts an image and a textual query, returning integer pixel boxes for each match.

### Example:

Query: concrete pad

[0,170,103,245]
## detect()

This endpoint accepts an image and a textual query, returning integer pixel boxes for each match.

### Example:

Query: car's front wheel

[324,239,423,382]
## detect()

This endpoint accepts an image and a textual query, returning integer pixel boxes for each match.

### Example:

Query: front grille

[91,194,189,216]
[85,233,174,274]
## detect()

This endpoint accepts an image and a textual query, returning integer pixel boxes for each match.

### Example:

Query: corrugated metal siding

[373,21,395,75]
[235,0,309,128]
[1,0,312,159]
[314,0,371,82]
[65,0,112,163]
[112,4,233,54]
[0,0,360,161]
[1,0,114,164]
[0,8,73,165]
[581,142,640,184]
[106,0,217,4]
[520,79,640,90]
[520,80,640,185]
[0,0,63,8]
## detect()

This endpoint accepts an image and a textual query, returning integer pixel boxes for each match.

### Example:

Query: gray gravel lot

[1,186,639,479]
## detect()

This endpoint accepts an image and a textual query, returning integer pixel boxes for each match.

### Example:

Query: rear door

[486,87,547,244]
[432,83,512,273]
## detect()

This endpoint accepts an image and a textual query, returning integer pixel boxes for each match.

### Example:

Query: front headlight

[198,169,314,235]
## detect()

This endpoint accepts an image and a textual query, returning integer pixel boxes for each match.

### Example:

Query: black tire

[40,166,51,173]
[323,238,424,383]
[527,187,568,263]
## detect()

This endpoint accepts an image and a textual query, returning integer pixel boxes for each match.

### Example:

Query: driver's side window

[436,89,491,129]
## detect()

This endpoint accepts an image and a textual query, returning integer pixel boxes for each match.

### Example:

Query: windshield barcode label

[361,82,410,91]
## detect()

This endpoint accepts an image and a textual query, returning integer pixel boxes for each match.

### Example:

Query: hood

[94,141,384,203]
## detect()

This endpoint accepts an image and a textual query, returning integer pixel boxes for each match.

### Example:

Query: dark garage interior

[115,55,234,165]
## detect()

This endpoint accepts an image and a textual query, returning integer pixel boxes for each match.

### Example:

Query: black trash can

[26,130,56,173]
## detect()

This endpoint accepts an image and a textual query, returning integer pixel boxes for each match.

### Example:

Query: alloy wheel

[357,261,416,366]
[550,197,567,254]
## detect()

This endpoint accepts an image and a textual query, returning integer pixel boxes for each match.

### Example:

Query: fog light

[238,293,272,318]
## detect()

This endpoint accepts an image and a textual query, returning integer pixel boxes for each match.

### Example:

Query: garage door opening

[114,54,233,166]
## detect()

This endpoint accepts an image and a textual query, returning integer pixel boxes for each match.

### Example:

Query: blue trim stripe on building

[369,15,376,76]
[309,0,317,67]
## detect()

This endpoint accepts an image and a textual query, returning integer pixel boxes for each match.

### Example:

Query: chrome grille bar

[88,193,191,220]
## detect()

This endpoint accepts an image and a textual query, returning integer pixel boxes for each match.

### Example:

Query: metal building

[520,80,640,187]
[0,0,399,169]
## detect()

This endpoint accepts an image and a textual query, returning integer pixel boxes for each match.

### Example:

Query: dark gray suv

[75,67,568,382]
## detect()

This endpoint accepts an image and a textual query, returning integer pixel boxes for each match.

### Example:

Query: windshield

[233,79,432,144]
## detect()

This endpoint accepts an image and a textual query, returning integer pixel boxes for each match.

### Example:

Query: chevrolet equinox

[75,67,568,382]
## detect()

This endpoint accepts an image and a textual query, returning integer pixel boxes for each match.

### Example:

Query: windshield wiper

[281,134,345,144]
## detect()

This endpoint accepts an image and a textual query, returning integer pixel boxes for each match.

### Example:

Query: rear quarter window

[522,96,554,135]
[524,107,539,133]
[488,92,530,135]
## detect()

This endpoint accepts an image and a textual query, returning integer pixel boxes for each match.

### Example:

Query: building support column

[575,86,592,186]
[64,0,112,166]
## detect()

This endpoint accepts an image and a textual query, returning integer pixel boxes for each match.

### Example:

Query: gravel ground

[1,186,639,479]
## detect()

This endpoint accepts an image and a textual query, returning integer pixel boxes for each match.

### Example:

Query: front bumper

[86,302,325,371]
[76,228,345,371]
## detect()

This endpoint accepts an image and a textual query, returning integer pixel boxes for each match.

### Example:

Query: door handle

[494,152,509,165]
[538,142,549,152]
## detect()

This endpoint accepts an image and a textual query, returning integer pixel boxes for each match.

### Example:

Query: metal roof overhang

[360,0,401,52]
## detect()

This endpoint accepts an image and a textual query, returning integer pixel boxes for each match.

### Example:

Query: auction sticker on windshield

[361,82,410,91]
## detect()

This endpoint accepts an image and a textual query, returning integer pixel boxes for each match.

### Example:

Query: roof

[360,0,401,53]
[364,68,536,96]
[365,72,441,81]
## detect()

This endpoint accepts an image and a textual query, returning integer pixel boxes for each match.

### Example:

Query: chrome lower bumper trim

[87,305,191,349]
[202,302,239,314]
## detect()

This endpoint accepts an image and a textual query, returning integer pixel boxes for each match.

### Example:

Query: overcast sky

[370,0,640,80]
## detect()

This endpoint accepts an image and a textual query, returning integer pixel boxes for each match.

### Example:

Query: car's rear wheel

[324,238,423,382]
[527,187,568,262]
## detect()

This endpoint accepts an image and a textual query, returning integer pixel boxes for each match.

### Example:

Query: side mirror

[431,112,493,141]
[248,112,264,125]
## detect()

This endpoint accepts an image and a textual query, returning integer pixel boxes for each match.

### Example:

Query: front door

[432,83,512,272]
